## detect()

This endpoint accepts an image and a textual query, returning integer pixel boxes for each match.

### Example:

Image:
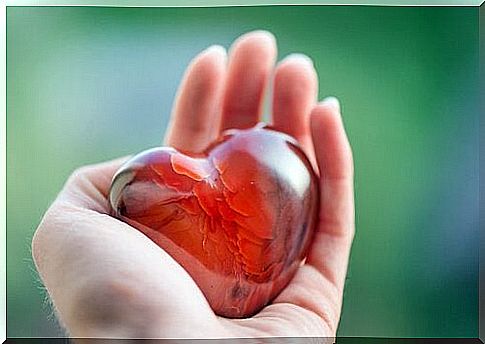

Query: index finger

[219,30,277,131]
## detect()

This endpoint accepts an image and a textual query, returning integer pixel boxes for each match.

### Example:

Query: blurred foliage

[6,6,479,337]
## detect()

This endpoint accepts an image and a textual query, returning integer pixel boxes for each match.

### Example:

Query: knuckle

[66,165,94,186]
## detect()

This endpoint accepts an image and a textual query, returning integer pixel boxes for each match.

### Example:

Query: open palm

[32,31,354,339]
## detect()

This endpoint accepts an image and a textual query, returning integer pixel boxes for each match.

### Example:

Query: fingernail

[322,96,340,112]
[282,53,314,67]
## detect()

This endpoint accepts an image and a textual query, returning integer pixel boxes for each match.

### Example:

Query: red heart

[109,124,319,318]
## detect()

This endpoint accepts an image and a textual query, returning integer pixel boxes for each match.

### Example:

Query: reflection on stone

[109,124,319,318]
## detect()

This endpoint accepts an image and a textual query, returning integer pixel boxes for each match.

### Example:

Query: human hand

[32,30,354,339]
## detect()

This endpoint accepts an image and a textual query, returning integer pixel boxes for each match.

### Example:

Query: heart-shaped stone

[109,124,319,318]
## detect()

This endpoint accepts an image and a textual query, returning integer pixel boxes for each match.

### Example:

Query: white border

[2,1,481,341]
[3,1,485,7]
[1,0,6,341]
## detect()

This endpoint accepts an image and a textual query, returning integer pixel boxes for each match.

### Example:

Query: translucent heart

[109,124,319,318]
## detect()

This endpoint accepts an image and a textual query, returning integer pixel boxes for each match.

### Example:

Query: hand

[32,30,354,339]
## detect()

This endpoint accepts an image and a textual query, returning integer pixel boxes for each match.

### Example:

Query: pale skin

[32,30,355,339]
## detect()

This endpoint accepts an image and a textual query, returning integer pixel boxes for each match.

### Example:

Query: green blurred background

[6,6,479,338]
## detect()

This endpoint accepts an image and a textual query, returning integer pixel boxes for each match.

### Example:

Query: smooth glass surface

[109,126,318,317]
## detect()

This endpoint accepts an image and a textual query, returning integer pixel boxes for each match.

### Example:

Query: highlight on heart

[109,124,319,318]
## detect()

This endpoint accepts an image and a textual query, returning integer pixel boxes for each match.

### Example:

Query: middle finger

[219,30,277,131]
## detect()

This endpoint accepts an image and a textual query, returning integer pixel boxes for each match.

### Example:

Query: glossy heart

[109,124,319,318]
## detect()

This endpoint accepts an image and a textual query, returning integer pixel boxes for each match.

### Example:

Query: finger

[272,54,318,164]
[307,97,355,292]
[264,100,354,335]
[164,45,227,153]
[220,30,277,131]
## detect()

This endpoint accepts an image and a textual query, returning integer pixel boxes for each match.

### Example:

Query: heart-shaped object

[109,124,319,318]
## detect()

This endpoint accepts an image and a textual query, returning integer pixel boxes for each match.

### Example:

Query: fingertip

[275,53,317,89]
[310,98,353,180]
[321,96,340,112]
[310,97,342,131]
[191,45,227,74]
[228,30,277,65]
[233,30,277,52]
[181,45,227,97]
[279,53,315,69]
[199,45,227,63]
